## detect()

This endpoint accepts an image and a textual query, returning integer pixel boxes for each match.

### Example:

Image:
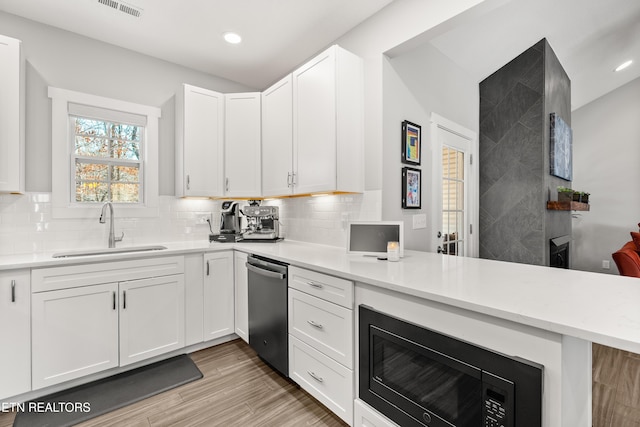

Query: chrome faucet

[99,202,124,248]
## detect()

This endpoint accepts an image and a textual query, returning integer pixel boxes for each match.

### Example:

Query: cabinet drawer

[354,399,399,427]
[289,288,353,368]
[289,335,353,425]
[32,256,184,292]
[289,266,353,308]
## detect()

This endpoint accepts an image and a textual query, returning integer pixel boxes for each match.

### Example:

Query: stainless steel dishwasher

[246,254,289,377]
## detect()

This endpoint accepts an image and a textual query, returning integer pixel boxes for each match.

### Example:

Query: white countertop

[3,239,640,354]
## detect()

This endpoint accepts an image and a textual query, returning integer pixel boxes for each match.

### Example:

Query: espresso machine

[210,201,243,243]
[241,205,281,242]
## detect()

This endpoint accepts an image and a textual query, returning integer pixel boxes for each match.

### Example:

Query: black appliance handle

[246,262,286,280]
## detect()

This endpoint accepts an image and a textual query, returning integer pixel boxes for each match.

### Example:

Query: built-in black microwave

[359,306,543,427]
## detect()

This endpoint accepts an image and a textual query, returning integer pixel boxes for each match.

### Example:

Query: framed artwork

[402,167,421,209]
[401,120,421,165]
[550,113,573,181]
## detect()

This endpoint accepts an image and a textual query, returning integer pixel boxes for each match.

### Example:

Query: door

[262,75,293,197]
[432,114,477,257]
[203,251,235,341]
[119,275,185,366]
[32,283,119,389]
[225,93,261,197]
[0,270,30,399]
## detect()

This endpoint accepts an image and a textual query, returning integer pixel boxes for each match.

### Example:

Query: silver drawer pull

[11,280,16,303]
[307,371,324,383]
[307,320,324,329]
[307,281,324,289]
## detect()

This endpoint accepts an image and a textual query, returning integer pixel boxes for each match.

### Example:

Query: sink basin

[52,245,168,258]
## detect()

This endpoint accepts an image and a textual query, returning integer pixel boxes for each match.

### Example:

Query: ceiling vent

[97,0,143,18]
[98,0,118,9]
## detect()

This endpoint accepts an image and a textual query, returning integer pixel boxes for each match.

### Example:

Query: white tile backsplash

[0,190,381,255]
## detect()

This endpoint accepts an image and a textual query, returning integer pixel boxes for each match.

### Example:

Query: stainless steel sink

[52,245,168,258]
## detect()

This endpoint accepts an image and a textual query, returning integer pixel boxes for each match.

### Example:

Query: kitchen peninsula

[1,239,637,425]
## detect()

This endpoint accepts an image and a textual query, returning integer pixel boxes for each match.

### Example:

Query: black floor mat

[13,354,203,427]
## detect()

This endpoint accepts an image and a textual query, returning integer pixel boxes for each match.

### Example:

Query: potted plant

[572,190,582,202]
[557,186,574,202]
[581,192,590,204]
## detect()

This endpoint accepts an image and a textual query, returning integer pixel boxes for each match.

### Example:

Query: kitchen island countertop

[2,239,639,354]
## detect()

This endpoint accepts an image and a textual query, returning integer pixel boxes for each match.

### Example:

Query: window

[72,116,143,204]
[49,87,161,218]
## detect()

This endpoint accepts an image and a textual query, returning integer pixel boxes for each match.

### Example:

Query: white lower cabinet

[31,257,185,390]
[32,283,119,389]
[234,251,248,343]
[203,251,235,341]
[0,270,31,400]
[353,399,398,427]
[288,267,354,425]
[119,275,185,366]
[289,336,353,423]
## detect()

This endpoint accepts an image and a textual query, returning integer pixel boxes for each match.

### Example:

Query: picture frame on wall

[402,167,421,209]
[401,120,421,165]
[549,112,573,181]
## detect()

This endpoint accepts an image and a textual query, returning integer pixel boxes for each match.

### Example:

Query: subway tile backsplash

[0,191,381,256]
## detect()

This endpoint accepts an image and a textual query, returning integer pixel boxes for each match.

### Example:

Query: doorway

[431,113,477,257]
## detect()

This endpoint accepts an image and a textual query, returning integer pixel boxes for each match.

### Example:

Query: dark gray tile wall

[479,39,572,266]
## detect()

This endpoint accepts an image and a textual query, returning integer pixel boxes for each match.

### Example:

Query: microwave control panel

[482,372,514,427]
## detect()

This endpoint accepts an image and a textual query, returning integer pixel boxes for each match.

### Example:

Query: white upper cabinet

[224,93,261,198]
[262,75,294,197]
[262,45,364,197]
[175,84,224,197]
[0,34,25,194]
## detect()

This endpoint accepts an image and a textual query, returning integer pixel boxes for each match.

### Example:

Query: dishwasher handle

[246,262,286,280]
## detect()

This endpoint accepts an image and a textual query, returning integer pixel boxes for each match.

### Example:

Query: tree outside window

[72,117,143,204]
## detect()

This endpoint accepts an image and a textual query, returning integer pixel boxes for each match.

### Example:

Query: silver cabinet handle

[11,280,16,303]
[225,177,229,192]
[307,281,323,289]
[307,320,323,329]
[112,291,116,310]
[246,262,286,280]
[292,172,297,186]
[206,260,210,276]
[287,172,292,187]
[123,290,127,309]
[186,174,191,190]
[307,371,324,383]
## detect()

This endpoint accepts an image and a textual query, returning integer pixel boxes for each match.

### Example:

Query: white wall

[381,43,478,251]
[0,11,252,195]
[571,77,640,274]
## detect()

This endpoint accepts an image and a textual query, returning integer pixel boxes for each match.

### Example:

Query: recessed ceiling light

[615,60,633,72]
[223,32,242,44]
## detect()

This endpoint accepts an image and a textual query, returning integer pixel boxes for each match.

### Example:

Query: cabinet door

[0,34,24,193]
[203,251,235,341]
[292,47,337,194]
[32,283,119,389]
[234,251,248,343]
[225,93,261,198]
[176,84,224,197]
[119,275,185,366]
[262,74,294,197]
[0,270,30,399]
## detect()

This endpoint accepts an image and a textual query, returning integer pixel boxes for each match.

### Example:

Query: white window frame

[49,87,161,219]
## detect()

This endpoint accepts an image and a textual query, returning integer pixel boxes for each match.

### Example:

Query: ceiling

[0,0,637,109]
[421,0,640,110]
[0,0,393,89]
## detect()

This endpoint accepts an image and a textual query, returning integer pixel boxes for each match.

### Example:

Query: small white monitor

[347,221,404,257]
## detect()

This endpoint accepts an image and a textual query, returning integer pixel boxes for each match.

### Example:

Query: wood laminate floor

[0,339,347,427]
[593,343,640,427]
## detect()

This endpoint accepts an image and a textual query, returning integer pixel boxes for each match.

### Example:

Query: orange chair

[612,241,640,277]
